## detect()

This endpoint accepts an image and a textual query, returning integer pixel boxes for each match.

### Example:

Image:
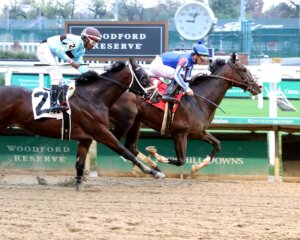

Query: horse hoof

[146,146,157,154]
[75,182,85,191]
[191,165,198,174]
[132,165,146,178]
[154,171,165,179]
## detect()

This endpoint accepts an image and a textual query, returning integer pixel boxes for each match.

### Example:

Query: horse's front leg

[125,120,162,173]
[146,133,188,167]
[191,131,221,173]
[75,139,93,191]
[94,128,165,179]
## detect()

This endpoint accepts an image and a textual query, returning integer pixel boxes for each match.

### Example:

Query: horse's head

[209,53,262,96]
[229,53,262,95]
[128,58,152,98]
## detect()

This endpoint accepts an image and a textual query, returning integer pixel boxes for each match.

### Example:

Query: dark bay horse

[0,58,164,190]
[109,53,262,173]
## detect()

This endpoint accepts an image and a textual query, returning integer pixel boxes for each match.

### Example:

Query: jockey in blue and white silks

[150,42,209,103]
[37,27,102,112]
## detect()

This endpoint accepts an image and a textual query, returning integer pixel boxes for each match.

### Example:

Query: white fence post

[261,59,282,182]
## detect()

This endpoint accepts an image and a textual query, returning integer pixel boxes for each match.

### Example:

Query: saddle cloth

[31,82,75,120]
[146,78,184,112]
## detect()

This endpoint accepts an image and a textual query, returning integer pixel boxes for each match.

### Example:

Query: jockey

[37,27,102,112]
[150,41,209,103]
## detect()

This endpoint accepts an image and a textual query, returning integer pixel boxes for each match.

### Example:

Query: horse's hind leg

[146,133,188,167]
[191,131,221,173]
[75,139,93,191]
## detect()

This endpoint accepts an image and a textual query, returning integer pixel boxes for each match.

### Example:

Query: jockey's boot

[49,85,67,113]
[161,80,178,103]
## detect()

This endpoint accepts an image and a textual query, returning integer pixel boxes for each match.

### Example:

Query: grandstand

[0,18,299,59]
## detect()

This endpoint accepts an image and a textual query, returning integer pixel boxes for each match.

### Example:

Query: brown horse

[0,58,165,190]
[109,53,262,173]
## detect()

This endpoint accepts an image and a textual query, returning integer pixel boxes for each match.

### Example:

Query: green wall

[97,135,269,176]
[0,136,77,171]
[0,134,269,176]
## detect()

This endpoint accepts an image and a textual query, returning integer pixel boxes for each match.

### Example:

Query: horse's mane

[103,61,126,73]
[190,58,226,85]
[208,58,226,73]
[75,61,126,85]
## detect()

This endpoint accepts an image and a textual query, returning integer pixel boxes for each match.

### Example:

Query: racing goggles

[86,35,101,46]
[199,55,208,61]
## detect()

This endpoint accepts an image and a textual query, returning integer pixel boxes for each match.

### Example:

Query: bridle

[98,62,150,98]
[193,59,259,112]
[128,63,151,98]
[209,60,254,92]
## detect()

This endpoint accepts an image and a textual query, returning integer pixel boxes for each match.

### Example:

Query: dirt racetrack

[0,174,299,240]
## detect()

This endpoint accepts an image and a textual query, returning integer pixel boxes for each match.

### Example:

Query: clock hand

[186,20,195,23]
[193,12,200,18]
[188,12,200,19]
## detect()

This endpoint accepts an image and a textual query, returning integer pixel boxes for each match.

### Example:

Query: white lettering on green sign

[6,145,70,153]
[13,155,66,163]
[167,157,244,165]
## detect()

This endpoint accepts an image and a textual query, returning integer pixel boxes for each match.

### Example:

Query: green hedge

[0,50,37,86]
[0,50,37,60]
[0,73,4,86]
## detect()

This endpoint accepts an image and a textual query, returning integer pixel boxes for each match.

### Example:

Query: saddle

[146,78,185,135]
[146,78,184,111]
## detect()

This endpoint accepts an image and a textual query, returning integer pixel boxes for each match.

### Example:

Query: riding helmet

[192,42,209,56]
[81,27,102,42]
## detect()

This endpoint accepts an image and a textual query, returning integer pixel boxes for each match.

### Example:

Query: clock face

[174,2,216,40]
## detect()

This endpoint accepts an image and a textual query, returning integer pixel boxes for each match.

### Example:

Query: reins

[202,61,248,90]
[98,75,129,90]
[194,93,226,113]
[208,74,247,86]
[192,60,250,113]
[98,63,150,98]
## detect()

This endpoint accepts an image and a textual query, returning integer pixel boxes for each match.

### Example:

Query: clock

[174,2,217,41]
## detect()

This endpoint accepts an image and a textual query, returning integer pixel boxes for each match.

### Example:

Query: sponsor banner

[65,21,168,61]
[225,79,300,99]
[97,137,268,175]
[10,73,76,89]
[0,136,77,170]
[11,73,43,90]
[213,116,300,125]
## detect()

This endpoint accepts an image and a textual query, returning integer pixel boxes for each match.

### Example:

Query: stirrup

[49,104,68,113]
[161,95,177,103]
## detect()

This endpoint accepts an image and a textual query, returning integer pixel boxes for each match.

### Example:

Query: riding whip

[34,63,89,66]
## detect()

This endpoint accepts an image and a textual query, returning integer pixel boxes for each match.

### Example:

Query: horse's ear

[231,53,236,63]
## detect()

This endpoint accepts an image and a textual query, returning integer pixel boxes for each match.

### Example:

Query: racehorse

[109,53,262,173]
[0,58,164,190]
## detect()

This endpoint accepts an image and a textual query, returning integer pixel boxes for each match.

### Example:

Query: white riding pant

[37,42,63,86]
[150,55,174,80]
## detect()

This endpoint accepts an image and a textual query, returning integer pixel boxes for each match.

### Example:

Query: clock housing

[174,2,216,40]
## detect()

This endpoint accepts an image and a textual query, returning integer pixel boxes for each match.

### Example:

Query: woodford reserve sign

[64,21,169,61]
